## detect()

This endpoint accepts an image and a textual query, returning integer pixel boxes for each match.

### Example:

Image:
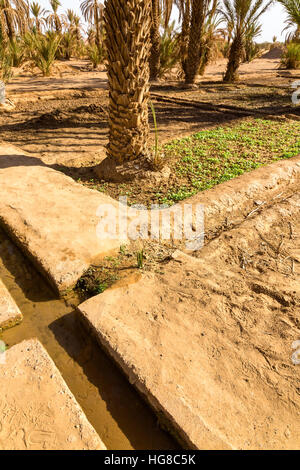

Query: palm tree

[72,14,82,41]
[46,0,63,34]
[66,10,82,41]
[0,0,27,40]
[277,0,300,42]
[176,0,191,75]
[30,1,45,33]
[198,0,222,75]
[222,0,272,83]
[150,0,161,79]
[184,0,212,85]
[243,20,261,61]
[80,0,103,54]
[149,0,174,80]
[103,0,152,166]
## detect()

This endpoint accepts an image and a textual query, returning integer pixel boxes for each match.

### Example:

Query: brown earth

[0,57,299,209]
[261,46,284,60]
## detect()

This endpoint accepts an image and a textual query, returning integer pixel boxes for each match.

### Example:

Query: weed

[137,250,144,269]
[149,100,164,170]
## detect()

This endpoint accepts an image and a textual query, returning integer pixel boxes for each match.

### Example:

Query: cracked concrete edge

[0,278,23,331]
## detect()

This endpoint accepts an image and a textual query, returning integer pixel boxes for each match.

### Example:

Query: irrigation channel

[0,227,178,450]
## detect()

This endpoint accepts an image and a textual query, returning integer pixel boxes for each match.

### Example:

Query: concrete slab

[0,144,126,294]
[78,194,300,450]
[0,338,106,450]
[0,278,22,331]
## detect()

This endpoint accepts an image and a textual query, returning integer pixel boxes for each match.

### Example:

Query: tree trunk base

[182,82,199,90]
[149,78,161,85]
[94,156,171,184]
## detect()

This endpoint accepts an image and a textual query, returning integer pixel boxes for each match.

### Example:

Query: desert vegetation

[1,0,298,85]
[0,0,105,79]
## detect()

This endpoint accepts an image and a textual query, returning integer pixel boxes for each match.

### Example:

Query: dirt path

[7,59,108,96]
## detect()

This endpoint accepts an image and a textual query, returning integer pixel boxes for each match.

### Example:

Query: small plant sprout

[137,250,144,269]
[150,100,164,169]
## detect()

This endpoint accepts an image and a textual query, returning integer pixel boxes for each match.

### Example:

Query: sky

[37,0,289,43]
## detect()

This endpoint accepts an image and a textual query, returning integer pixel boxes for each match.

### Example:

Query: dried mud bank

[0,278,22,331]
[1,142,300,295]
[78,191,300,450]
[0,338,106,450]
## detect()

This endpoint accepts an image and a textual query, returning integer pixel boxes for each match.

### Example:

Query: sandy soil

[202,56,300,85]
[7,59,108,96]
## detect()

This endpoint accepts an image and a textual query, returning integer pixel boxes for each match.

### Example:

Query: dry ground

[1,57,299,168]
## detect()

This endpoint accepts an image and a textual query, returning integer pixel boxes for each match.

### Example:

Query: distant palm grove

[0,0,299,81]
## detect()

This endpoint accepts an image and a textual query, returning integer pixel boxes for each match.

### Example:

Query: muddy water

[0,228,178,450]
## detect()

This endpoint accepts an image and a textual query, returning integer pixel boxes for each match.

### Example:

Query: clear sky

[37,0,288,43]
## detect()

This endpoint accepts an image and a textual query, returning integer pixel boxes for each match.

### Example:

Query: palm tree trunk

[94,0,101,53]
[180,0,191,75]
[184,0,205,85]
[223,34,243,83]
[149,0,160,80]
[54,15,60,33]
[199,42,210,75]
[0,14,6,41]
[35,18,41,33]
[3,1,15,41]
[104,0,152,164]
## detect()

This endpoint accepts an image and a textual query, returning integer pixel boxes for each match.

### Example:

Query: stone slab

[0,144,125,294]
[0,278,22,331]
[0,338,106,450]
[78,194,300,449]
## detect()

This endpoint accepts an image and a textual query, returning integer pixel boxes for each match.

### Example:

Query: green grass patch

[161,118,300,204]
